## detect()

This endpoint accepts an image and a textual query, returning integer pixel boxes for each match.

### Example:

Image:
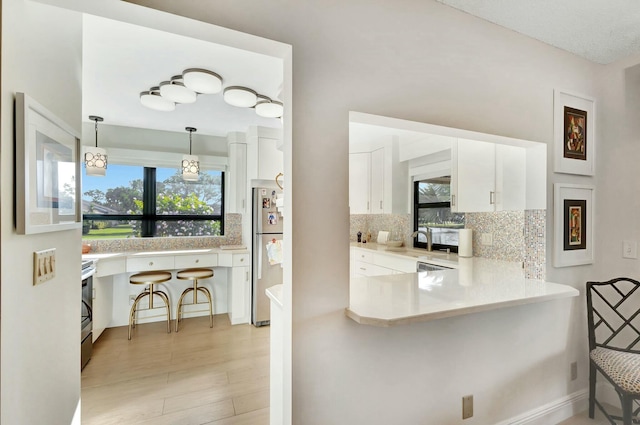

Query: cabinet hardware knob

[240,258,244,262]
[195,259,199,263]
[149,261,153,266]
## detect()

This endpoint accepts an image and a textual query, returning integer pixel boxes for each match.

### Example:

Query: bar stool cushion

[130,271,172,284]
[177,268,214,280]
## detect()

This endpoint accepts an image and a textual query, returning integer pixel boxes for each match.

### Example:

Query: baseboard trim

[496,389,589,425]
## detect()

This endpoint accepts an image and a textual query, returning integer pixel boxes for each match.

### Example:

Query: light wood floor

[83,317,618,424]
[81,314,270,425]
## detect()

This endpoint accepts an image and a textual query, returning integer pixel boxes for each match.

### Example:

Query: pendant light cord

[185,126,197,155]
[94,119,99,148]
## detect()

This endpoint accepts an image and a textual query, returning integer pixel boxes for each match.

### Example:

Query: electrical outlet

[129,294,137,305]
[623,240,637,259]
[571,361,578,381]
[481,233,493,246]
[462,395,473,419]
[33,249,56,285]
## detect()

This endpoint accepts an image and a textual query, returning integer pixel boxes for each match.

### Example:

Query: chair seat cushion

[591,347,640,394]
[177,268,214,280]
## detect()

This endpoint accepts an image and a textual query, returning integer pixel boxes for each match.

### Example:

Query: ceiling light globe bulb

[183,68,223,94]
[140,87,176,111]
[223,86,257,108]
[160,76,197,104]
[255,100,284,118]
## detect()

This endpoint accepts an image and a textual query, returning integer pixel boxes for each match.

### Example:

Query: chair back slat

[587,278,640,354]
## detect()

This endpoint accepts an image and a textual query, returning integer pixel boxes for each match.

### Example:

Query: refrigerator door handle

[256,234,263,280]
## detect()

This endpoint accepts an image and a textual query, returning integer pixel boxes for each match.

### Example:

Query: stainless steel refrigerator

[252,187,283,327]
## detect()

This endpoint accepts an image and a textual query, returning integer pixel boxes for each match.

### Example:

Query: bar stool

[128,270,172,340]
[175,268,214,332]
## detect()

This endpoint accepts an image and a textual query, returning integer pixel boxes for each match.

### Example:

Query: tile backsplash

[350,210,546,280]
[84,213,243,253]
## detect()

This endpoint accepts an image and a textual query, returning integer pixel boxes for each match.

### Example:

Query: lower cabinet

[350,247,417,278]
[228,266,251,325]
[92,275,113,342]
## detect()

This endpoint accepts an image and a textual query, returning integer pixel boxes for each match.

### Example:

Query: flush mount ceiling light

[182,68,223,94]
[160,75,197,104]
[140,86,176,111]
[182,127,200,182]
[140,69,284,117]
[223,86,258,108]
[255,96,284,118]
[85,115,107,177]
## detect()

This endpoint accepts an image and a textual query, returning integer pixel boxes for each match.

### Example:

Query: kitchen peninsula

[83,247,250,341]
[347,244,578,326]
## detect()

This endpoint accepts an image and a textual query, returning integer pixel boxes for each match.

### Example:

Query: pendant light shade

[85,116,107,177]
[223,86,257,107]
[183,68,223,94]
[255,97,284,118]
[160,76,197,104]
[182,127,200,181]
[140,86,175,111]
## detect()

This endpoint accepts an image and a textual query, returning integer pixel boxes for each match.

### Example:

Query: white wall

[1,1,83,424]
[128,1,604,423]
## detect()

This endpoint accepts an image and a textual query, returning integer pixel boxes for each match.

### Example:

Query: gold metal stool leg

[175,278,214,331]
[128,284,171,340]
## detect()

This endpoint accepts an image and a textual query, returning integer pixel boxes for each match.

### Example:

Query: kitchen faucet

[411,229,432,252]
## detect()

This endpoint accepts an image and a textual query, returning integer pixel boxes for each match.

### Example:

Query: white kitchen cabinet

[451,139,526,213]
[350,247,417,278]
[257,137,283,181]
[349,152,371,214]
[92,275,113,342]
[227,141,247,214]
[370,148,385,214]
[228,266,251,324]
[349,140,408,214]
[246,127,284,182]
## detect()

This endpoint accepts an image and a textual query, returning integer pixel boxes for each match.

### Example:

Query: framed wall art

[553,183,594,267]
[554,89,596,176]
[15,92,81,234]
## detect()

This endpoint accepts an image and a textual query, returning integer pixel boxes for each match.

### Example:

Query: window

[82,164,224,239]
[413,177,464,252]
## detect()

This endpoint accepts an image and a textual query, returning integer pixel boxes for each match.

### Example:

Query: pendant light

[182,127,200,181]
[160,75,197,104]
[85,116,107,177]
[140,86,175,111]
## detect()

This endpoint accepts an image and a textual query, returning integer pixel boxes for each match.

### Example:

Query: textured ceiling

[436,0,640,64]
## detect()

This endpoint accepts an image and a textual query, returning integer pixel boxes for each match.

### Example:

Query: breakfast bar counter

[346,257,578,326]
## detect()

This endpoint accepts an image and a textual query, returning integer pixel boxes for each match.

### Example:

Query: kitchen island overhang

[346,258,579,327]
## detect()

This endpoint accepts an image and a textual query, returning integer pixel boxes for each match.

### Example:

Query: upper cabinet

[349,112,547,215]
[451,139,526,212]
[348,139,409,214]
[246,126,284,182]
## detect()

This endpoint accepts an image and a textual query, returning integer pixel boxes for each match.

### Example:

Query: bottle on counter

[357,231,362,243]
[366,230,372,243]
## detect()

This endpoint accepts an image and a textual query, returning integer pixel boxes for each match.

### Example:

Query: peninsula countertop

[346,257,579,326]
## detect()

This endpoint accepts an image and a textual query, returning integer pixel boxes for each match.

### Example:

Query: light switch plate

[34,248,56,285]
[623,240,637,259]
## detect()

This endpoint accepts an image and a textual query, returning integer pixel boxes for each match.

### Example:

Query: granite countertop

[346,257,579,326]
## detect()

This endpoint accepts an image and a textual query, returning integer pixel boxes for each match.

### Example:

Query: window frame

[413,180,460,253]
[83,166,225,238]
